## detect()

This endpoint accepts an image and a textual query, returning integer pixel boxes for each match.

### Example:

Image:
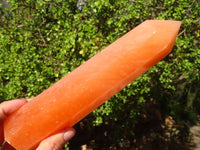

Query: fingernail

[63,129,75,141]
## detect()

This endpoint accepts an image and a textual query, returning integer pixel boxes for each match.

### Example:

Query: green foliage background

[0,0,199,146]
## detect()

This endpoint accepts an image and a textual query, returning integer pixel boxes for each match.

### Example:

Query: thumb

[36,128,75,150]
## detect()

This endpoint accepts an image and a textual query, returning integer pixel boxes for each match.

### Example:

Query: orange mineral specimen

[4,20,181,150]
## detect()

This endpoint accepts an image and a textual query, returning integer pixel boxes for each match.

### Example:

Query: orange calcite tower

[4,20,181,150]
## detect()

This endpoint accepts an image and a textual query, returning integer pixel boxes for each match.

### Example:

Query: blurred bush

[0,0,199,146]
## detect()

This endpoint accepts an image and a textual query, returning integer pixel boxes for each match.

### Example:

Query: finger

[0,99,27,145]
[36,128,75,150]
[0,99,27,122]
